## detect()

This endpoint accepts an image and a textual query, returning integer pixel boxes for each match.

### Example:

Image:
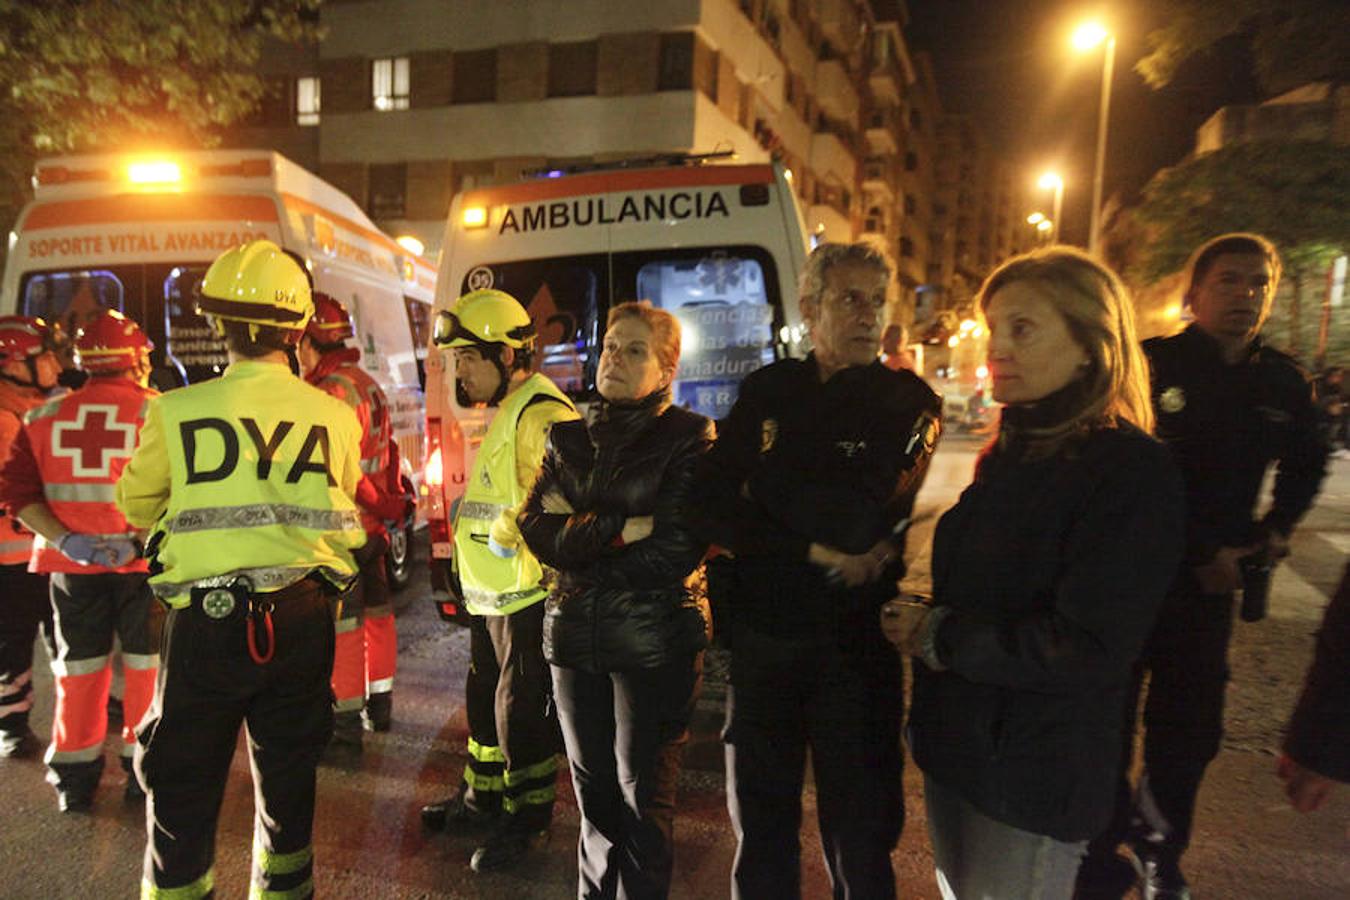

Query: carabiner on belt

[247,595,276,665]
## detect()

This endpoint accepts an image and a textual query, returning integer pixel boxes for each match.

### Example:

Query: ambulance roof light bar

[522,150,738,180]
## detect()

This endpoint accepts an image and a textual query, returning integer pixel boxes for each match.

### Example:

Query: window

[163,266,228,382]
[910,107,922,129]
[900,238,915,258]
[453,49,497,104]
[548,41,598,97]
[905,151,918,172]
[658,33,693,91]
[296,76,320,126]
[905,194,917,215]
[372,57,410,111]
[369,163,407,218]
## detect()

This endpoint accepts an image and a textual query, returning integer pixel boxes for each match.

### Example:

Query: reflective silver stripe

[50,654,110,677]
[45,482,118,503]
[363,604,393,619]
[360,457,383,475]
[458,501,508,522]
[334,696,363,713]
[334,618,361,634]
[462,585,546,611]
[368,678,393,693]
[119,743,135,758]
[0,537,32,555]
[152,565,354,600]
[165,505,362,534]
[121,653,158,671]
[24,398,63,423]
[45,743,102,764]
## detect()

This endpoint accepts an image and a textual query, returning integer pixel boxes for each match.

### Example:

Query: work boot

[1128,840,1192,900]
[362,692,392,733]
[1073,850,1137,900]
[421,786,501,831]
[0,726,41,759]
[320,711,364,769]
[57,786,95,813]
[469,817,549,873]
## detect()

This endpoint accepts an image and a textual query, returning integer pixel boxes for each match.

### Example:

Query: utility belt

[188,576,322,665]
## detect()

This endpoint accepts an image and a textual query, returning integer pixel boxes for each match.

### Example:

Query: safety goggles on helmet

[0,316,60,366]
[432,309,535,349]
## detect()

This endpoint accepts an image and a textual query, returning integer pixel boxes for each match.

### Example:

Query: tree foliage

[0,0,321,233]
[1137,0,1350,95]
[1128,140,1350,364]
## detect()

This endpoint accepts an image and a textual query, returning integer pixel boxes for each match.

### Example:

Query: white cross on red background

[50,404,137,478]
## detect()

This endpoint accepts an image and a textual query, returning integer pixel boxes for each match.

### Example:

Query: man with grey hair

[692,242,942,899]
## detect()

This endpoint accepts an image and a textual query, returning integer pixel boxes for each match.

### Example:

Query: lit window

[296,77,320,126]
[373,57,410,111]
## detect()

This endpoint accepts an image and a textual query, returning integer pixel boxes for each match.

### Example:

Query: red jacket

[0,380,46,565]
[307,348,404,534]
[0,377,155,573]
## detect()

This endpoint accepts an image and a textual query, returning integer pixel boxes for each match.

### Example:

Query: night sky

[906,0,1263,246]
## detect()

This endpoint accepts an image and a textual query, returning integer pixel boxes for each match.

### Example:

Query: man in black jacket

[1082,233,1329,900]
[691,242,941,900]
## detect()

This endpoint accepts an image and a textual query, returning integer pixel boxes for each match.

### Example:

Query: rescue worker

[690,242,942,900]
[0,312,157,810]
[419,289,579,872]
[297,292,410,757]
[116,240,366,899]
[0,316,62,759]
[1080,233,1329,900]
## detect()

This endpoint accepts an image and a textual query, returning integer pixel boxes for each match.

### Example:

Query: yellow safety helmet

[197,239,313,333]
[433,289,535,351]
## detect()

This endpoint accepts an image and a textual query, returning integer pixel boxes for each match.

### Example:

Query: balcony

[816,0,862,57]
[862,158,896,198]
[814,57,860,125]
[808,202,853,244]
[864,108,900,155]
[810,128,858,185]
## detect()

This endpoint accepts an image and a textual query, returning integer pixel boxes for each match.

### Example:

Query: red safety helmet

[75,310,153,373]
[0,316,58,366]
[305,292,354,345]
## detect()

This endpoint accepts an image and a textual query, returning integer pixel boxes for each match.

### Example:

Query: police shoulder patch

[1159,386,1185,413]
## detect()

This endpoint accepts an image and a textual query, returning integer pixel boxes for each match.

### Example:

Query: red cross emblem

[51,404,137,478]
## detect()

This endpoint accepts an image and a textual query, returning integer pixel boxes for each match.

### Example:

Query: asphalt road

[2,435,1347,899]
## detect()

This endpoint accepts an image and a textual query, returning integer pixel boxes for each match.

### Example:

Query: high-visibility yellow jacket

[453,373,576,616]
[115,359,365,606]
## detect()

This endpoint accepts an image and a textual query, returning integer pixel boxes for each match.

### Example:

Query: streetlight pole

[1087,35,1115,256]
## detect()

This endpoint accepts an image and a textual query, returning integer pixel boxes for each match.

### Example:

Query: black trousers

[462,602,560,829]
[135,581,335,898]
[0,563,50,738]
[1094,578,1235,859]
[553,655,702,900]
[724,627,904,900]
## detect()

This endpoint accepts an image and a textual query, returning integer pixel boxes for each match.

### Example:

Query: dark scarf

[586,386,672,448]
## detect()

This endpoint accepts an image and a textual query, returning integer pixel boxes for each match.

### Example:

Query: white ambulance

[2,149,436,587]
[421,157,810,579]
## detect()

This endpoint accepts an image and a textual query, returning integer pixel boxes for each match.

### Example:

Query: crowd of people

[0,232,1343,900]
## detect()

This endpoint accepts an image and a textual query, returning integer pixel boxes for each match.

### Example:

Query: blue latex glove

[98,537,141,568]
[57,533,104,566]
[487,536,518,559]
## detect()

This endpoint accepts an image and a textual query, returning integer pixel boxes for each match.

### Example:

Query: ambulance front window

[632,250,777,420]
[163,266,229,384]
[459,257,603,399]
[20,270,126,335]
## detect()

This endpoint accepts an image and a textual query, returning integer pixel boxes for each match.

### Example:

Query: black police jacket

[909,413,1185,842]
[689,355,941,646]
[1145,325,1327,564]
[518,389,714,673]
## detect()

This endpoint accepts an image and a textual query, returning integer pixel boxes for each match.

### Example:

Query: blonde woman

[885,248,1185,899]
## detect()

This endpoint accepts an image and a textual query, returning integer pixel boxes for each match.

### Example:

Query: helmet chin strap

[0,357,51,391]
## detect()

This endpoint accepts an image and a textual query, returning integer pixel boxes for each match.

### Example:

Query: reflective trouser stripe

[122,652,159,670]
[0,670,34,717]
[504,754,560,786]
[468,736,505,763]
[47,663,112,760]
[0,537,33,564]
[141,869,214,899]
[463,768,506,792]
[121,665,158,749]
[502,784,557,813]
[254,840,312,875]
[363,611,396,689]
[250,878,314,900]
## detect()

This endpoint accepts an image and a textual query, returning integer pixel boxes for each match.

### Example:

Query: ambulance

[2,149,436,587]
[421,156,811,580]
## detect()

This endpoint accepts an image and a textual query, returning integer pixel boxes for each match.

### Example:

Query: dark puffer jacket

[518,389,714,673]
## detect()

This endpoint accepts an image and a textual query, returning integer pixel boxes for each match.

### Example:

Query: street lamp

[1038,172,1064,244]
[1072,21,1115,255]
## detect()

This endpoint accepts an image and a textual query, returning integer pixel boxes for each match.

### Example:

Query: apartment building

[1194,82,1350,155]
